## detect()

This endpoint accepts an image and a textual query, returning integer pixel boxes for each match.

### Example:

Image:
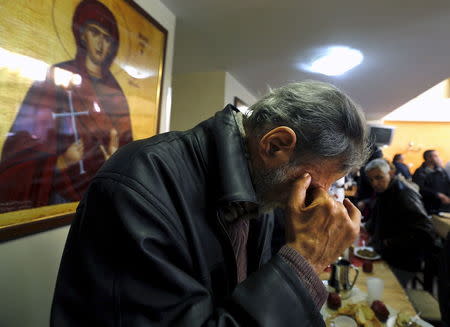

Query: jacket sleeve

[413,169,439,200]
[384,188,433,250]
[51,176,325,327]
[412,169,426,190]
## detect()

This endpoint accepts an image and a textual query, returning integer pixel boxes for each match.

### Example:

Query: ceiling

[159,0,450,120]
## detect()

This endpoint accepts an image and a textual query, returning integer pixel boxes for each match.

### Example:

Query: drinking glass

[366,277,384,304]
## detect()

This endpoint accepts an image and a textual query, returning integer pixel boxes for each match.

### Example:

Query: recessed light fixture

[302,46,363,76]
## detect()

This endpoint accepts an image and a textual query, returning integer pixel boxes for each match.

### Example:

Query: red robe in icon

[0,60,132,213]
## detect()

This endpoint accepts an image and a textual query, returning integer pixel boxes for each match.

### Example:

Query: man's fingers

[287,173,312,210]
[343,198,361,223]
[308,186,329,204]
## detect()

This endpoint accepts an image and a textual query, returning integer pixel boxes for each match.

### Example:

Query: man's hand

[356,200,366,211]
[284,173,361,274]
[437,192,450,205]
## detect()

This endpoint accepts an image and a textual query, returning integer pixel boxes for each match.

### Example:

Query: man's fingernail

[303,173,310,178]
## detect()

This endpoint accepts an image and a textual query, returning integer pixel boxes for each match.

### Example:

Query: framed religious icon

[0,0,167,241]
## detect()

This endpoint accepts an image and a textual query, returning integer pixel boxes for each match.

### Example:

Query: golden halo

[51,0,131,75]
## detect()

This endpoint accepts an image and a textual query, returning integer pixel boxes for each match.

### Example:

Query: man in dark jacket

[365,158,435,287]
[51,81,370,326]
[413,149,450,213]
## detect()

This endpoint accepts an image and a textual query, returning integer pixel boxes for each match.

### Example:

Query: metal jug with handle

[328,257,359,299]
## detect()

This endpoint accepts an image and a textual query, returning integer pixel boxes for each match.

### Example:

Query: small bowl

[332,316,357,327]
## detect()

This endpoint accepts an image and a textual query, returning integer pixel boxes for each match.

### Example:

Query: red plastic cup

[362,260,373,273]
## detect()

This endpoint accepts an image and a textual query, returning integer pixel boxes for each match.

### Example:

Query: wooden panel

[382,121,450,171]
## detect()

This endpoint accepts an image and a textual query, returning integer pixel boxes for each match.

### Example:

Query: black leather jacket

[413,163,450,213]
[366,177,435,271]
[51,106,325,326]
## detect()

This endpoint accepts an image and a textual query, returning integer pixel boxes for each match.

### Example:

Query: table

[320,260,416,315]
[431,214,450,239]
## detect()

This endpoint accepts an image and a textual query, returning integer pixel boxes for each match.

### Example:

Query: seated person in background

[445,160,450,179]
[413,149,450,213]
[390,158,419,193]
[356,144,383,219]
[393,153,412,180]
[356,144,383,201]
[51,81,370,326]
[365,159,435,288]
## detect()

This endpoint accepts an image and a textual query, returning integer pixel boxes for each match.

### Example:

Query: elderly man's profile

[0,0,132,213]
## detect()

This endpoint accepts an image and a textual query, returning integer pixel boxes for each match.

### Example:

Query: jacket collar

[211,105,258,207]
[420,162,436,173]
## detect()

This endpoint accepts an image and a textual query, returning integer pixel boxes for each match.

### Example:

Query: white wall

[170,71,257,131]
[0,227,69,326]
[224,72,257,108]
[0,1,175,326]
[170,71,226,131]
[382,79,450,122]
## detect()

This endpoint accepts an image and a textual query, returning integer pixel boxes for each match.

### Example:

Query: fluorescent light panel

[303,46,363,76]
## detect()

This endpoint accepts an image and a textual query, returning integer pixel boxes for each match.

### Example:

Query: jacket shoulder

[100,126,209,176]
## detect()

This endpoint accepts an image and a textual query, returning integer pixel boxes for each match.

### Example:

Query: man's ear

[258,126,297,168]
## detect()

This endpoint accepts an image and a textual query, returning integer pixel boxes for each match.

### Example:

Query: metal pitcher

[328,258,359,299]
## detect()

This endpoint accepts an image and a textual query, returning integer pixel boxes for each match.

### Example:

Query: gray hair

[364,158,390,174]
[243,80,370,172]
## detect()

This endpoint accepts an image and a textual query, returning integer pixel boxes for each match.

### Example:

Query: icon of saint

[0,0,133,213]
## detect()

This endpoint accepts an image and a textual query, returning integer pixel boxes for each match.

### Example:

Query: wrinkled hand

[57,140,84,170]
[356,200,366,211]
[284,173,361,274]
[99,128,119,160]
[437,193,450,205]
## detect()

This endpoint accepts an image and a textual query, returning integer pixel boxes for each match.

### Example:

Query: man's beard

[251,162,297,214]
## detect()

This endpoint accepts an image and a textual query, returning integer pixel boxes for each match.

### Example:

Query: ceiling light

[303,46,363,76]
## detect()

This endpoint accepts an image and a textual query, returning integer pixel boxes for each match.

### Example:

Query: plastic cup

[366,277,384,304]
[333,316,358,327]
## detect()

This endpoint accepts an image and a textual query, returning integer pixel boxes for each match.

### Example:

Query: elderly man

[51,81,369,326]
[365,158,435,287]
[413,150,450,214]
